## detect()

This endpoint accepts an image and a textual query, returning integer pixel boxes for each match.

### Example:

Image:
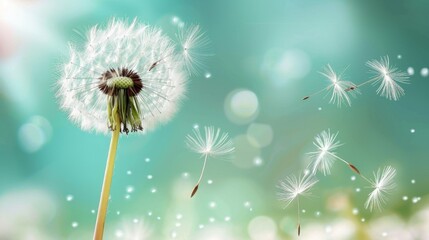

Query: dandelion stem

[191,154,209,197]
[302,86,330,100]
[297,196,301,236]
[359,174,372,185]
[93,112,120,240]
[345,77,378,91]
[327,151,350,165]
[326,152,373,184]
[197,154,209,185]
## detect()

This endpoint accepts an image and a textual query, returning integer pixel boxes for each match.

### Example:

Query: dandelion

[307,129,361,176]
[302,65,357,107]
[186,126,234,197]
[364,166,397,211]
[347,56,409,101]
[57,18,208,239]
[277,173,318,236]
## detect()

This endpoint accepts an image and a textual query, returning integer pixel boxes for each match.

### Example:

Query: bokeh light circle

[247,123,274,148]
[232,135,261,169]
[225,89,259,124]
[261,48,311,85]
[17,115,52,153]
[248,216,277,240]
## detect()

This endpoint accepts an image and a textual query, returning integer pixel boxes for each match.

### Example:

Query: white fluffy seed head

[186,126,235,159]
[307,129,343,176]
[57,18,207,134]
[277,173,318,208]
[367,56,409,101]
[320,65,358,107]
[177,25,211,76]
[365,166,397,212]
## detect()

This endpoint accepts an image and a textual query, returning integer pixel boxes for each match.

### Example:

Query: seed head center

[107,76,134,89]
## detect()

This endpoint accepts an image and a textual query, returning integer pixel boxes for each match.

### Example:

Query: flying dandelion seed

[57,18,209,240]
[177,25,211,75]
[302,65,357,107]
[347,56,409,101]
[277,173,318,236]
[364,166,396,212]
[307,129,361,176]
[186,126,234,197]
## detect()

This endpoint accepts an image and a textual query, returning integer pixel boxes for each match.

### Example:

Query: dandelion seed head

[365,166,397,211]
[177,25,211,75]
[57,19,208,134]
[277,173,318,207]
[367,56,409,101]
[320,65,357,107]
[186,126,235,159]
[308,129,342,175]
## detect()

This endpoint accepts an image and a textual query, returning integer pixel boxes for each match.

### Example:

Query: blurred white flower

[186,126,234,197]
[114,218,152,240]
[307,129,342,175]
[365,166,397,211]
[367,56,409,101]
[0,188,58,240]
[57,18,207,134]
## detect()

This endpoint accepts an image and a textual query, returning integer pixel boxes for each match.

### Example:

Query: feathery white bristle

[367,56,409,101]
[365,165,397,212]
[277,173,318,208]
[320,65,357,107]
[307,129,343,176]
[186,126,235,158]
[177,25,211,76]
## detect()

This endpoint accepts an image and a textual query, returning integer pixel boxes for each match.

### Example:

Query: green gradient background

[1,0,428,239]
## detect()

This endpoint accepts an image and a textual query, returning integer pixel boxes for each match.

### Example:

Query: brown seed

[302,96,309,100]
[190,184,199,198]
[345,86,356,92]
[149,61,159,71]
[348,163,361,175]
[298,224,301,236]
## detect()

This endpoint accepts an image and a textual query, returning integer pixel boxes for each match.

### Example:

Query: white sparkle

[126,186,134,193]
[66,194,74,202]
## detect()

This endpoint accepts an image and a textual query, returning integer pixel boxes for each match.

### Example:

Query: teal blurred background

[1,0,428,239]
